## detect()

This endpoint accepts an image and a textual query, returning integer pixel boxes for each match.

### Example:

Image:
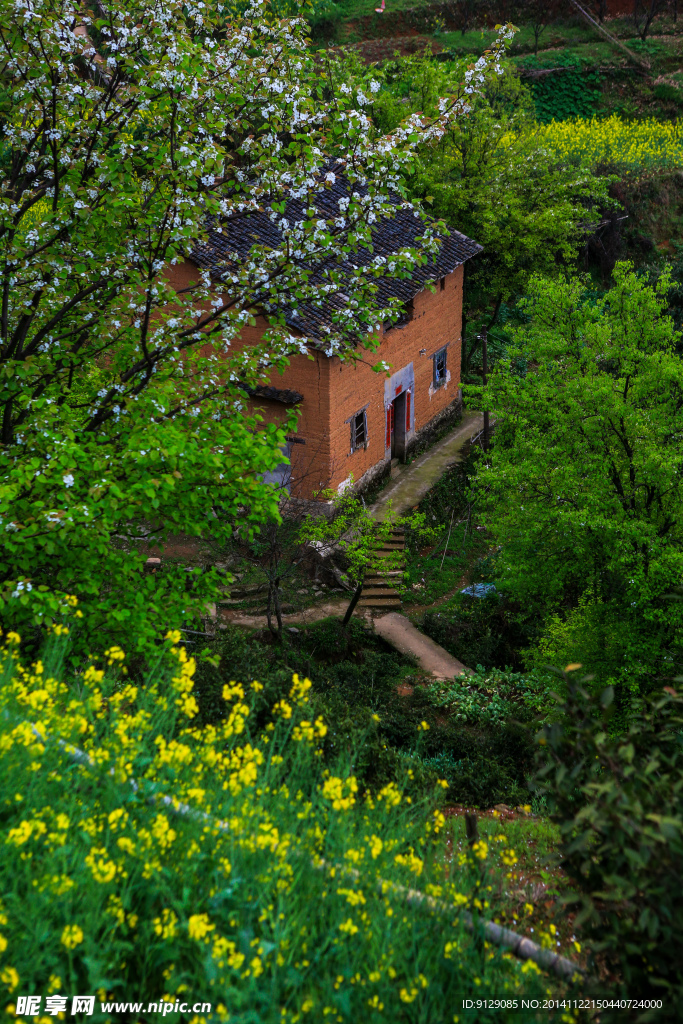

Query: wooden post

[482,326,489,451]
[343,581,364,626]
[465,812,479,845]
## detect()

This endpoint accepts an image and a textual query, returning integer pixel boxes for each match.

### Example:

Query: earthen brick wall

[165,259,464,499]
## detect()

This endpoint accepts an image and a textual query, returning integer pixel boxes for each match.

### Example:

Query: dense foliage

[192,619,538,809]
[470,264,683,697]
[370,53,610,338]
[0,626,554,1021]
[534,673,683,1016]
[517,55,603,124]
[0,0,511,652]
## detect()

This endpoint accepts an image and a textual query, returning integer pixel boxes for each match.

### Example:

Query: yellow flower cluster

[0,626,552,1014]
[291,717,327,744]
[321,775,358,811]
[536,115,683,173]
[394,850,424,876]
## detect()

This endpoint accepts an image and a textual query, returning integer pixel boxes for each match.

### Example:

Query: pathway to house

[373,612,470,678]
[221,601,469,678]
[221,412,485,677]
[371,410,484,519]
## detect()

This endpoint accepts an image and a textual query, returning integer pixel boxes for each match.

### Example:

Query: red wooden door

[386,404,394,449]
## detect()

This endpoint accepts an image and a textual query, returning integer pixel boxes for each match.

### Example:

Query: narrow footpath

[372,411,484,519]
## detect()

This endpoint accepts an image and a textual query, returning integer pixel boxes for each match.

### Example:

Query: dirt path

[221,601,469,679]
[371,411,484,519]
[220,598,353,631]
[373,612,470,679]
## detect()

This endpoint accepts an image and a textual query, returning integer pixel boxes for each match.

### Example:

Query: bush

[0,626,552,1021]
[425,667,554,726]
[421,594,531,673]
[534,675,683,1017]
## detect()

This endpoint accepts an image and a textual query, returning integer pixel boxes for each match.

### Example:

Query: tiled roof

[189,173,482,342]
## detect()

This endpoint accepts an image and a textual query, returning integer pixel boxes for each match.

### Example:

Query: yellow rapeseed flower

[537,115,683,173]
[1,967,19,991]
[61,925,84,949]
[153,909,178,939]
[188,913,214,941]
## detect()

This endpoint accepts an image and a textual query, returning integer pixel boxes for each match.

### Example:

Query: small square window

[350,409,367,451]
[433,347,447,387]
[440,277,446,291]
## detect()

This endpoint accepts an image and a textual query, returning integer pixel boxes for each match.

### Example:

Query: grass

[444,809,583,966]
[402,445,488,609]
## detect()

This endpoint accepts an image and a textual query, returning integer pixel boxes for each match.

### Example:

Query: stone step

[359,597,402,608]
[361,587,400,598]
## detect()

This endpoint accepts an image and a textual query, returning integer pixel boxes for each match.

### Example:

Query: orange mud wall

[167,259,464,500]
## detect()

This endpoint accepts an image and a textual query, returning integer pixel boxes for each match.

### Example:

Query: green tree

[300,490,434,626]
[469,264,683,694]
[0,0,511,651]
[373,53,610,375]
[534,671,683,1013]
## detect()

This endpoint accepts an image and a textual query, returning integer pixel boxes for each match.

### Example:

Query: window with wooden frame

[350,407,368,452]
[433,346,448,388]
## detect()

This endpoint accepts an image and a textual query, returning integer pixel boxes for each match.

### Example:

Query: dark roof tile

[189,174,481,342]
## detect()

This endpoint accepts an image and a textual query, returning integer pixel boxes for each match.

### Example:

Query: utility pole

[482,326,489,451]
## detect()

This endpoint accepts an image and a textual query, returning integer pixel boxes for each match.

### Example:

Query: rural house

[171,180,481,499]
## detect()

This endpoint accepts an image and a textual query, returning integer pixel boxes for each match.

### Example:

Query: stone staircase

[358,527,405,611]
[218,582,269,613]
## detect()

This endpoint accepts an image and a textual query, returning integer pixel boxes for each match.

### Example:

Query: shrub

[425,667,554,726]
[421,595,531,673]
[0,627,552,1021]
[533,674,683,1016]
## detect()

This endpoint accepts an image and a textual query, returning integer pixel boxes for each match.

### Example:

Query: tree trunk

[273,578,283,637]
[266,581,277,637]
[466,294,502,370]
[487,293,503,331]
[343,582,364,626]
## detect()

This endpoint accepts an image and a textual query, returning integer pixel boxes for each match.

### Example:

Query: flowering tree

[0,0,512,649]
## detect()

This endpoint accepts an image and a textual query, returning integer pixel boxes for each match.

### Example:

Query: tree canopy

[371,52,611,370]
[0,0,511,650]
[469,264,683,693]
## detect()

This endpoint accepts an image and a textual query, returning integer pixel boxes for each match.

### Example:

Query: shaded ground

[220,597,354,630]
